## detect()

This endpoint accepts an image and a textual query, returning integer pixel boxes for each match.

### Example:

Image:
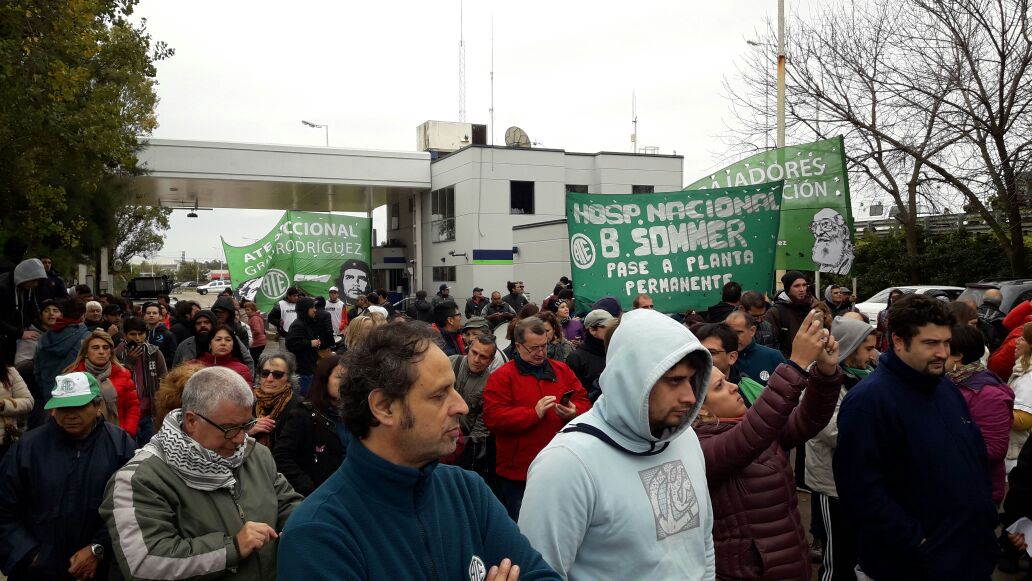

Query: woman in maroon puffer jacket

[695,310,843,580]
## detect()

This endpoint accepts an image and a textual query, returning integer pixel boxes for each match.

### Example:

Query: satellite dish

[504,126,531,148]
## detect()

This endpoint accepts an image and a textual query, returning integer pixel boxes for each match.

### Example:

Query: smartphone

[559,389,575,406]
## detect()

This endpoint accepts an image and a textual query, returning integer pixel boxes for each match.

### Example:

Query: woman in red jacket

[190,324,254,385]
[65,330,140,437]
[694,310,842,580]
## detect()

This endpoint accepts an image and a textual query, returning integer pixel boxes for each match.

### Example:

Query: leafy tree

[0,0,173,256]
[730,0,1032,276]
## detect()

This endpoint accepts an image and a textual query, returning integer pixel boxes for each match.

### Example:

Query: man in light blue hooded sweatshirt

[519,308,715,579]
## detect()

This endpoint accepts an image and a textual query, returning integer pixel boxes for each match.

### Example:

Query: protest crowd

[1,253,1030,581]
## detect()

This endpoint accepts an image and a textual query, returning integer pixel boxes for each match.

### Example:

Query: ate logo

[261,269,290,299]
[570,233,596,269]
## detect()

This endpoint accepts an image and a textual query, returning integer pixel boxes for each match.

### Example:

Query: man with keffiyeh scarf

[115,317,168,445]
[101,366,301,581]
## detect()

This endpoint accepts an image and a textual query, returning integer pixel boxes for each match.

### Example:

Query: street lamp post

[746,39,772,150]
[302,120,329,146]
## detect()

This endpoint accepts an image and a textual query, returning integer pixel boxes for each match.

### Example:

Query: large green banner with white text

[566,182,783,313]
[222,211,372,312]
[684,136,854,275]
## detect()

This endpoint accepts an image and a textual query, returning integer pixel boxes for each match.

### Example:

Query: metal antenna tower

[489,10,495,145]
[458,0,466,122]
[631,90,638,153]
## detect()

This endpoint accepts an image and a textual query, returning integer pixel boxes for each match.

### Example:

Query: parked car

[196,280,233,295]
[958,278,1032,314]
[856,285,965,325]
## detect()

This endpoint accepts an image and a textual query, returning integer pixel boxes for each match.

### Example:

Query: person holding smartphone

[115,317,168,445]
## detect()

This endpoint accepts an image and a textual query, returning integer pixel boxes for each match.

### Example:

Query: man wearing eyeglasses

[102,366,302,581]
[484,317,591,521]
[433,302,466,356]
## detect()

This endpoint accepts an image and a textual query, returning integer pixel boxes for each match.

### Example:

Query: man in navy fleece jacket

[833,294,997,580]
[278,322,559,581]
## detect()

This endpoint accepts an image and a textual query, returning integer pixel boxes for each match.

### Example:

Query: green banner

[222,211,372,312]
[566,182,783,313]
[684,136,854,275]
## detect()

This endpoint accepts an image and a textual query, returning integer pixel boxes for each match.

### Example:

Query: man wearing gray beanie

[805,315,877,580]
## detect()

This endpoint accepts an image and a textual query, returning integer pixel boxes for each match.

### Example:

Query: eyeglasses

[192,412,257,439]
[260,369,287,379]
[518,342,547,354]
[706,349,727,356]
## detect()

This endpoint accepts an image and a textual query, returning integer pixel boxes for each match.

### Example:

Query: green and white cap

[45,372,102,410]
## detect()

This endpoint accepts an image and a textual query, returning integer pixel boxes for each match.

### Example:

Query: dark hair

[416,289,428,300]
[887,288,904,306]
[694,322,738,354]
[507,303,542,341]
[74,284,92,296]
[61,298,86,319]
[377,288,389,299]
[513,316,547,344]
[471,333,497,351]
[102,304,122,317]
[537,310,564,343]
[432,302,459,328]
[557,289,574,302]
[122,317,147,334]
[340,321,439,438]
[740,290,767,311]
[722,281,742,303]
[142,301,160,314]
[365,292,378,304]
[202,323,246,361]
[950,324,985,365]
[947,300,978,327]
[603,319,621,352]
[307,354,342,412]
[888,294,952,346]
[552,283,564,295]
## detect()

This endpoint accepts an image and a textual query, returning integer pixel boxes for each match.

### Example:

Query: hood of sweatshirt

[192,310,218,337]
[578,309,712,452]
[211,296,238,324]
[296,297,316,323]
[14,258,46,287]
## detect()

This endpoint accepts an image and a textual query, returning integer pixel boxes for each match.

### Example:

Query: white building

[131,120,683,303]
[399,125,683,301]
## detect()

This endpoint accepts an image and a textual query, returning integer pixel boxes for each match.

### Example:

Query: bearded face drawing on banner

[809,208,855,275]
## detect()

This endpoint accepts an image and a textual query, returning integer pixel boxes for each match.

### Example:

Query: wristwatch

[90,544,104,559]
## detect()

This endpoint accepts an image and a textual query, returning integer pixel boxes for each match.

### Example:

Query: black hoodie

[286,298,320,374]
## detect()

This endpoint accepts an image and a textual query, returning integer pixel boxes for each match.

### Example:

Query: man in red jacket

[988,299,1032,379]
[483,316,591,520]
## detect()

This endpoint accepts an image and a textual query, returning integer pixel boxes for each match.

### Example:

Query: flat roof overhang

[128,139,432,212]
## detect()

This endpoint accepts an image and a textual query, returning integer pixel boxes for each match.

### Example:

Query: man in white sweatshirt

[519,308,715,579]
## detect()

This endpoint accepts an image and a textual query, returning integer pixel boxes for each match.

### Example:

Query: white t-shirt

[324,299,345,334]
[278,300,298,332]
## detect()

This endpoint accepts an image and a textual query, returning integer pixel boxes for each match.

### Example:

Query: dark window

[566,184,589,193]
[510,181,535,215]
[390,202,400,231]
[632,185,654,194]
[431,187,455,242]
[432,266,456,282]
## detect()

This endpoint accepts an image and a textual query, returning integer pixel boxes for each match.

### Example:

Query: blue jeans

[136,415,155,446]
[297,374,313,397]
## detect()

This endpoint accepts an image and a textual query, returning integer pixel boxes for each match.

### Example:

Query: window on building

[409,195,415,213]
[632,185,655,194]
[566,184,589,193]
[432,266,456,282]
[431,187,455,242]
[390,202,400,231]
[510,181,535,215]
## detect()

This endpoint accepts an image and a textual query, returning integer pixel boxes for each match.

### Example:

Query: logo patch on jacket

[468,555,486,581]
[638,460,701,540]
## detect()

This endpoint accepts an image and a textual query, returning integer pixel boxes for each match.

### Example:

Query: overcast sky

[138,0,823,264]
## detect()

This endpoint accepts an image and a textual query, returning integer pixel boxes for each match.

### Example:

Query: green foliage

[839,229,1026,299]
[0,0,173,256]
